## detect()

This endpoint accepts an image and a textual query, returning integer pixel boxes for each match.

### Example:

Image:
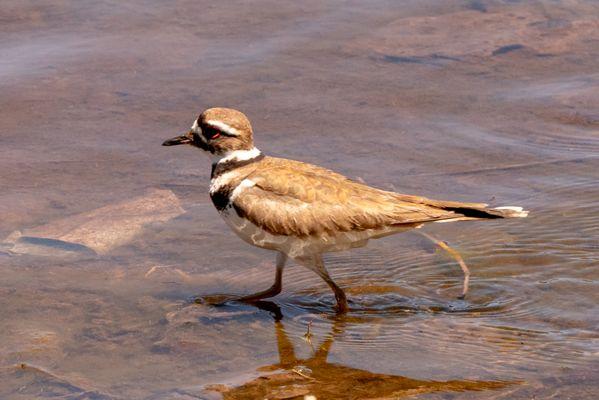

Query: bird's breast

[209,168,245,211]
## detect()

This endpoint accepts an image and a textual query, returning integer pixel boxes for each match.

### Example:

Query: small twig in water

[303,320,313,346]
[291,366,316,381]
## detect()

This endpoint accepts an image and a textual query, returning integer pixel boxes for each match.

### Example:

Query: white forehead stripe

[205,119,240,136]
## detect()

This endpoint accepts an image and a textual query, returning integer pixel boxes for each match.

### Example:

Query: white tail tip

[494,206,529,218]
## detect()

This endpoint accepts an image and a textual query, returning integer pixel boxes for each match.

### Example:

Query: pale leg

[416,231,470,299]
[295,254,349,313]
[238,252,287,302]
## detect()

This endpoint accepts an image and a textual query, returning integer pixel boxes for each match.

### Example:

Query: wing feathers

[230,157,522,238]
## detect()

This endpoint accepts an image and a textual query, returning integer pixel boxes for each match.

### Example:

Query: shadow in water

[207,302,515,400]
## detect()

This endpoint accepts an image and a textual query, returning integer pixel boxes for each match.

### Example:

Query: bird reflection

[212,301,513,399]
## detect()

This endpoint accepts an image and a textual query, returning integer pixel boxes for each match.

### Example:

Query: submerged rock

[3,189,184,256]
[0,364,115,399]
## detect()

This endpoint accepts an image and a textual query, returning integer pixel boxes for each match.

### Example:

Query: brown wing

[231,157,486,237]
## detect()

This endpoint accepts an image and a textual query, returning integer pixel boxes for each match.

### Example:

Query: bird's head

[163,107,255,156]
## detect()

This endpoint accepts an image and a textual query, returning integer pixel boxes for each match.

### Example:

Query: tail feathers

[393,193,528,219]
[437,204,529,221]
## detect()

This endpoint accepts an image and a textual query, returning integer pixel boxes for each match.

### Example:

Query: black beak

[162,132,193,146]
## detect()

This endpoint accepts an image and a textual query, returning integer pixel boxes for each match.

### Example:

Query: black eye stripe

[202,127,221,140]
[201,124,237,139]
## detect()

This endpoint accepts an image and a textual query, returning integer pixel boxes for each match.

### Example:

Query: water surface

[1,1,598,399]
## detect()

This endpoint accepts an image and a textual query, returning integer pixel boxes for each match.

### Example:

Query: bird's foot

[194,294,241,306]
[194,285,280,306]
[236,284,281,303]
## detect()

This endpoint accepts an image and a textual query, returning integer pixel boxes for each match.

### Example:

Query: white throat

[212,147,262,164]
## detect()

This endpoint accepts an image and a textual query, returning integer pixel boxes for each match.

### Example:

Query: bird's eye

[203,128,221,140]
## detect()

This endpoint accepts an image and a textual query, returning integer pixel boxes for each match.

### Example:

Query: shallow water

[1,0,598,399]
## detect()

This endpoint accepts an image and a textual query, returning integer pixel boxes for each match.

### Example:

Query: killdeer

[163,107,528,312]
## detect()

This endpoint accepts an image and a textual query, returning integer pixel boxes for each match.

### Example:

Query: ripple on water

[273,183,596,373]
[169,172,598,381]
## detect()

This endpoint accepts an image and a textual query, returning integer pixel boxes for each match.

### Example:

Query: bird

[163,107,528,312]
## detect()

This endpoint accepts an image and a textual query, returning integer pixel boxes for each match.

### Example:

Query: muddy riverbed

[1,1,598,399]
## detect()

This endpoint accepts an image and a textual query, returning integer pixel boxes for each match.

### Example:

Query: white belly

[219,206,414,259]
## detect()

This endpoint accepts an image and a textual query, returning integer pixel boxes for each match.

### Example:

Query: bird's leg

[416,231,470,299]
[296,255,349,313]
[238,252,287,303]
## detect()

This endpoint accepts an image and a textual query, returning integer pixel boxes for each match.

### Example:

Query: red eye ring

[211,133,221,139]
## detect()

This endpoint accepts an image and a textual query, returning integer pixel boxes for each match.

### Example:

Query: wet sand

[1,0,598,399]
